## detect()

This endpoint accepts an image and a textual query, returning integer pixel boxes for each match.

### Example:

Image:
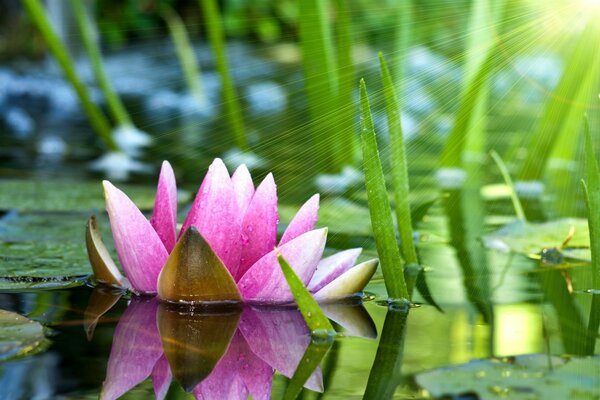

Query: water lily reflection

[98,297,376,399]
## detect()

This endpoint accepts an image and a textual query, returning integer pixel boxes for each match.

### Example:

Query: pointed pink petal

[192,331,273,400]
[235,173,278,281]
[151,161,178,253]
[180,159,242,276]
[240,307,323,392]
[101,299,163,400]
[231,164,255,215]
[103,181,169,293]
[307,248,362,293]
[152,355,172,400]
[279,194,320,245]
[237,228,327,304]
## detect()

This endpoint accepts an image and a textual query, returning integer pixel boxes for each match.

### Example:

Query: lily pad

[0,309,49,361]
[0,211,113,280]
[483,219,589,258]
[415,354,600,400]
[0,179,190,212]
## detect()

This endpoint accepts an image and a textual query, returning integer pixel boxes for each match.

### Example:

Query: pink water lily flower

[89,158,377,304]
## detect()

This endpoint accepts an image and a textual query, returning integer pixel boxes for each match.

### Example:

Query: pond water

[0,40,599,399]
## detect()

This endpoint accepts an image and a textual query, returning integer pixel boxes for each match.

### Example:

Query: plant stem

[198,0,248,150]
[22,0,118,151]
[70,0,132,127]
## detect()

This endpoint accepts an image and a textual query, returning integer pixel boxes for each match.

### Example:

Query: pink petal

[193,331,273,400]
[237,228,327,304]
[150,161,178,253]
[101,299,163,400]
[279,194,319,245]
[152,355,172,400]
[180,159,243,277]
[103,181,169,293]
[307,248,362,293]
[235,173,278,281]
[240,307,323,392]
[231,164,255,215]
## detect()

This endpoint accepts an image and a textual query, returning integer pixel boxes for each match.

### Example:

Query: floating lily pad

[0,309,49,361]
[415,354,600,400]
[0,211,114,280]
[483,219,589,258]
[0,179,190,212]
[0,276,87,291]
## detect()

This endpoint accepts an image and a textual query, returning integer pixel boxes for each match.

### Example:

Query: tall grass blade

[298,0,342,170]
[359,79,409,300]
[70,0,132,127]
[379,53,418,266]
[161,5,206,108]
[439,0,502,167]
[277,252,335,334]
[22,0,118,151]
[392,0,413,98]
[198,0,247,150]
[335,0,358,164]
[490,150,526,222]
[582,118,600,290]
[518,18,600,181]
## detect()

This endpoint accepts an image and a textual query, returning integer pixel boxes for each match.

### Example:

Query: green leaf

[0,309,49,361]
[276,253,334,334]
[583,118,600,289]
[379,53,418,265]
[359,79,409,300]
[415,355,600,400]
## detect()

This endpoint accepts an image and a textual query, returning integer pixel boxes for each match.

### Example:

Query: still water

[0,41,598,399]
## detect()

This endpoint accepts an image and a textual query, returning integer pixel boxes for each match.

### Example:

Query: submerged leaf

[0,309,48,361]
[158,226,241,304]
[86,215,125,287]
[415,355,600,400]
[157,303,240,391]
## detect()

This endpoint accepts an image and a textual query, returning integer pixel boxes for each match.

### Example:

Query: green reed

[70,0,132,129]
[198,0,248,150]
[359,79,409,300]
[22,0,118,151]
[161,4,206,109]
[379,54,418,266]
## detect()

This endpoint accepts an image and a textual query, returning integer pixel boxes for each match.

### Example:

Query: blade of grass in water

[582,118,600,290]
[363,305,410,399]
[283,340,332,400]
[277,253,335,334]
[517,17,600,181]
[379,53,418,266]
[69,0,132,127]
[359,79,409,300]
[198,0,247,150]
[22,0,117,151]
[490,150,526,222]
[298,0,342,170]
[334,0,357,164]
[161,4,206,109]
